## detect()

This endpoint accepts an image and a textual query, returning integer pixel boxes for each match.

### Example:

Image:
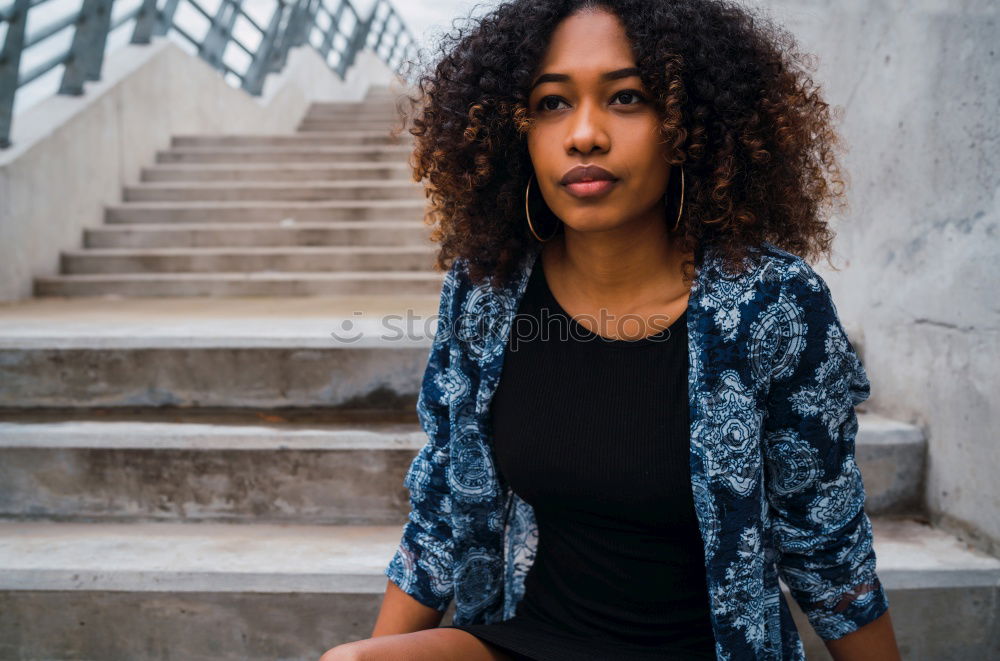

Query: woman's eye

[611,90,645,105]
[535,91,645,112]
[538,96,568,111]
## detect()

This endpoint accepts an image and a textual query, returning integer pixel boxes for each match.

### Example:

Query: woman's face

[526,7,672,234]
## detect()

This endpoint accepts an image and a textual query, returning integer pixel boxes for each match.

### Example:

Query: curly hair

[392,0,848,289]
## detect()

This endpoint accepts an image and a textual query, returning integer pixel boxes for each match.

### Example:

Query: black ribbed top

[464,256,717,659]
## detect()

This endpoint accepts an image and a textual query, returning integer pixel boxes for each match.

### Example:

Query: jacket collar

[473,240,726,417]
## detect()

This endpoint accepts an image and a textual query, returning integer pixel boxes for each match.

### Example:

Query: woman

[321,0,902,659]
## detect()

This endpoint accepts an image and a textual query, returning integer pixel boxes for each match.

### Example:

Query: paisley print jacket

[384,240,890,660]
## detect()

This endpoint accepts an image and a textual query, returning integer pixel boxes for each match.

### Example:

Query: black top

[444,257,716,660]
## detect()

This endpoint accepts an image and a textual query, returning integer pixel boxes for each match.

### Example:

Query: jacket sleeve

[383,260,463,612]
[762,261,890,641]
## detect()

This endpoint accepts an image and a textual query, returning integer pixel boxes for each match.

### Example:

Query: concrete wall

[0,38,399,303]
[756,0,999,556]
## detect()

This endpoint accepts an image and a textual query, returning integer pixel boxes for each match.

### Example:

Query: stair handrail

[0,0,418,148]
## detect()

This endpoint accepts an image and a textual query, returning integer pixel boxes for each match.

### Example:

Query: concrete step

[104,199,426,223]
[303,102,403,112]
[84,220,431,249]
[33,271,446,297]
[297,120,409,132]
[0,517,995,659]
[0,417,424,524]
[792,516,1000,660]
[171,132,409,148]
[0,295,440,407]
[296,121,412,132]
[155,145,413,164]
[140,162,413,183]
[852,412,926,516]
[297,113,406,123]
[307,101,402,114]
[122,181,425,203]
[299,106,406,114]
[0,521,406,660]
[59,246,438,274]
[0,411,923,523]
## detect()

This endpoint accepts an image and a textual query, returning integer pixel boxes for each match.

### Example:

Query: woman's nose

[564,102,610,155]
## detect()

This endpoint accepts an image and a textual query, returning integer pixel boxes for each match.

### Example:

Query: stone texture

[0,412,922,523]
[0,518,994,660]
[758,0,1000,558]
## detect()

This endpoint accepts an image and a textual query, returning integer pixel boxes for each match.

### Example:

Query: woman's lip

[563,179,618,198]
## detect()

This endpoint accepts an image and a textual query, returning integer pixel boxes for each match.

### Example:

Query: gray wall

[756,0,999,556]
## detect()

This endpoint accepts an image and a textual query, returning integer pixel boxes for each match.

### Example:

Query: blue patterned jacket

[384,240,890,660]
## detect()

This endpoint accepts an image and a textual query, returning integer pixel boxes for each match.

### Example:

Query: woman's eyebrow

[529,66,641,91]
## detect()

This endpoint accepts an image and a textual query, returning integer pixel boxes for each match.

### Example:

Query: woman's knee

[317,632,432,661]
[316,640,364,661]
[317,628,512,661]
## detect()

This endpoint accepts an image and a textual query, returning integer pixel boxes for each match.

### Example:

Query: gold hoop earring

[671,165,686,232]
[525,174,560,242]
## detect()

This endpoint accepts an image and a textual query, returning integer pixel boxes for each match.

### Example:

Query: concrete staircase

[33,87,443,298]
[0,87,997,660]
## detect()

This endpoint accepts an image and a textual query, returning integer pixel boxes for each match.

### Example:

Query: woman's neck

[542,217,693,312]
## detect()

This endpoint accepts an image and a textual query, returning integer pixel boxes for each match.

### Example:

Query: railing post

[59,0,114,96]
[384,23,401,66]
[271,0,312,73]
[318,0,347,64]
[0,0,31,148]
[302,0,322,46]
[337,0,374,78]
[130,0,159,44]
[242,0,288,95]
[153,0,183,37]
[200,0,244,73]
[370,6,388,55]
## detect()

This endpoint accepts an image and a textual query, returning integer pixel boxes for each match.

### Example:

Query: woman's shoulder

[441,248,540,307]
[699,240,820,298]
[693,241,848,355]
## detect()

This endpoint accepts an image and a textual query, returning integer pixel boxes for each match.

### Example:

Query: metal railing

[0,0,418,148]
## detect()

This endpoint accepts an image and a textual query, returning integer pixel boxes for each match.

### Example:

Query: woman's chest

[488,327,694,528]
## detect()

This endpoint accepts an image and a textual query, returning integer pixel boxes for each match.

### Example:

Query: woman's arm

[377,260,464,633]
[824,609,900,661]
[761,260,900,658]
[371,580,447,636]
